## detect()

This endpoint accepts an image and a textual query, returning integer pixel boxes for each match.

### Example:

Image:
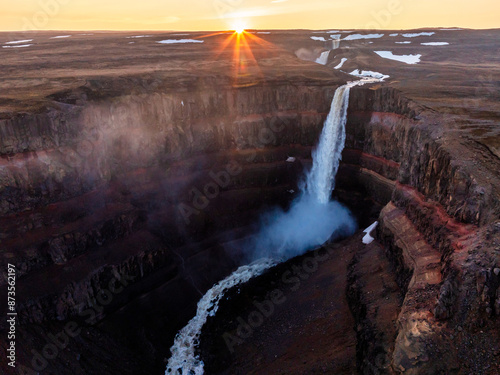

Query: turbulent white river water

[165,259,276,375]
[166,80,373,375]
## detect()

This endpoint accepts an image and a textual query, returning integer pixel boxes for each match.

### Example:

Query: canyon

[0,29,499,374]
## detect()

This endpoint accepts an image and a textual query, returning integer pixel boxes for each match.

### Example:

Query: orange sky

[1,0,499,31]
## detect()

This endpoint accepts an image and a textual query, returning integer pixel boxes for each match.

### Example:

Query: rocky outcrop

[347,234,401,375]
[343,86,500,374]
[378,203,453,374]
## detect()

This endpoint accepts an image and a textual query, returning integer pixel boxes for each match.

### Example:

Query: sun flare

[233,22,246,34]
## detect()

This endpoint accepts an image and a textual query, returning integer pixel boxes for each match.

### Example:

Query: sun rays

[191,26,280,86]
[224,29,280,85]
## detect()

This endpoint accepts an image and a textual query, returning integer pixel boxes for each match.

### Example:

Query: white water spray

[165,83,360,374]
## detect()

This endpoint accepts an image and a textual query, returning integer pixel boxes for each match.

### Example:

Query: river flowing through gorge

[166,83,360,375]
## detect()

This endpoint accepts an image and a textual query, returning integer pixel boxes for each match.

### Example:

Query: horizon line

[2,26,499,33]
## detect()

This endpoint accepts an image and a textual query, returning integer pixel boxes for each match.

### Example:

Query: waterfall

[306,84,351,203]
[248,83,356,261]
[330,34,341,50]
[314,35,341,66]
[165,84,357,375]
[315,50,331,65]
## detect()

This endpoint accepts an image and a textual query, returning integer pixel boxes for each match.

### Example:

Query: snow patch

[375,50,421,64]
[334,58,347,69]
[257,32,271,34]
[421,42,449,46]
[395,41,411,44]
[402,32,435,38]
[2,44,32,48]
[343,33,384,41]
[311,36,327,42]
[5,39,33,44]
[126,35,153,38]
[362,222,378,244]
[50,35,71,39]
[389,33,398,37]
[286,157,296,163]
[157,39,204,44]
[349,69,389,81]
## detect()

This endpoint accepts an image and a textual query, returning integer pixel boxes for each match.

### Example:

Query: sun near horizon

[1,0,499,32]
[232,20,246,35]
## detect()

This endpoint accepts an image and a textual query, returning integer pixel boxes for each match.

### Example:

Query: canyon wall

[0,81,353,375]
[344,86,500,374]
[0,81,345,319]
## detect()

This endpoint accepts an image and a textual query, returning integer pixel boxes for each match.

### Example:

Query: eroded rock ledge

[344,87,500,374]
